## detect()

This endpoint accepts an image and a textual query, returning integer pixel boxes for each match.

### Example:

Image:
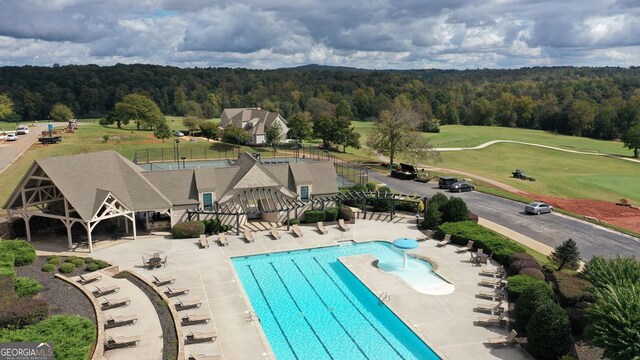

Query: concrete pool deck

[90,218,530,360]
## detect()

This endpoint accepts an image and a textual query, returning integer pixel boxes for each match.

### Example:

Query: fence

[133,145,368,186]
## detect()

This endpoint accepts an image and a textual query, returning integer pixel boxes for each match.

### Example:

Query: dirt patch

[531,195,640,233]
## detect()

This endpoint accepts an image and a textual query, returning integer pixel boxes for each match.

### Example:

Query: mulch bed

[14,256,96,323]
[114,271,178,360]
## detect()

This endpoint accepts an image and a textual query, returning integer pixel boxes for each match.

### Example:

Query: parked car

[525,202,553,215]
[438,176,458,189]
[174,131,184,137]
[449,182,474,192]
[6,133,17,141]
[16,125,29,134]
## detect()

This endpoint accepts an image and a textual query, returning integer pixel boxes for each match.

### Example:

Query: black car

[449,182,474,192]
[438,176,458,189]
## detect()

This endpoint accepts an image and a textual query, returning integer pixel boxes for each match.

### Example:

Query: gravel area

[575,337,605,360]
[115,271,178,360]
[14,256,96,323]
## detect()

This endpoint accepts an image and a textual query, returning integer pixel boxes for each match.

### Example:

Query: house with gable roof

[220,108,289,145]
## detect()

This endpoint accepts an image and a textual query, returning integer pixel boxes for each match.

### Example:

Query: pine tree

[549,238,581,271]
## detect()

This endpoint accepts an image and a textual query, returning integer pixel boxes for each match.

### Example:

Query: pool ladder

[246,311,261,323]
[378,292,391,305]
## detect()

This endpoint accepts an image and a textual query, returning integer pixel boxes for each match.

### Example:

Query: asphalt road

[0,122,69,174]
[369,171,640,259]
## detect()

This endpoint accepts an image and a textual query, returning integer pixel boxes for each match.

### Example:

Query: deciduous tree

[0,93,13,120]
[286,112,313,144]
[113,94,165,130]
[266,123,282,150]
[621,123,640,158]
[199,121,218,141]
[49,103,73,122]
[153,121,172,142]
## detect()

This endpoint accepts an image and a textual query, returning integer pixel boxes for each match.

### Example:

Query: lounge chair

[185,331,218,344]
[104,335,141,350]
[244,230,255,243]
[316,222,328,235]
[188,354,221,360]
[218,233,228,246]
[181,313,211,325]
[165,287,189,297]
[105,315,138,329]
[487,330,518,346]
[101,297,130,310]
[291,224,303,238]
[338,219,350,231]
[477,290,505,300]
[475,300,504,314]
[160,256,168,267]
[199,235,209,248]
[436,234,451,247]
[417,230,433,241]
[480,267,505,277]
[175,298,202,311]
[456,240,474,253]
[270,226,281,240]
[479,277,507,288]
[93,285,119,297]
[476,313,507,326]
[153,275,175,286]
[78,272,102,284]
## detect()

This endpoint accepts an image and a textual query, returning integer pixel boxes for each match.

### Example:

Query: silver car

[525,202,553,215]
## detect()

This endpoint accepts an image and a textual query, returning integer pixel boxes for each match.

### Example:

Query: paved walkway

[90,219,532,360]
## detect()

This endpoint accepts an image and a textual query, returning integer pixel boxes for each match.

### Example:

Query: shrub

[58,263,76,274]
[583,255,640,289]
[47,255,60,262]
[0,252,15,278]
[220,224,232,232]
[440,197,469,223]
[69,258,85,268]
[429,192,449,210]
[95,260,110,269]
[365,182,377,192]
[551,272,596,307]
[467,212,479,222]
[368,198,390,212]
[437,221,526,265]
[84,257,94,264]
[288,219,300,225]
[222,125,250,145]
[85,263,99,272]
[324,207,339,222]
[0,240,36,266]
[519,268,545,280]
[0,277,48,329]
[395,201,419,213]
[514,281,554,332]
[565,307,590,335]
[203,218,222,235]
[41,264,56,272]
[47,257,60,266]
[508,252,537,266]
[422,206,442,230]
[338,206,353,221]
[14,277,43,298]
[526,302,572,360]
[304,210,325,223]
[506,275,548,301]
[171,221,205,239]
[64,256,80,262]
[351,183,367,192]
[508,259,540,276]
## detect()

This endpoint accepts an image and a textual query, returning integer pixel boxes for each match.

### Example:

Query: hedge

[304,210,325,223]
[288,219,300,225]
[172,221,205,239]
[0,277,48,329]
[514,281,555,333]
[338,206,353,221]
[14,277,43,298]
[0,240,36,266]
[437,221,526,265]
[508,259,540,276]
[506,275,548,301]
[526,302,572,360]
[551,272,596,307]
[325,207,339,222]
[58,263,76,274]
[508,252,537,266]
[203,218,223,235]
[519,268,545,280]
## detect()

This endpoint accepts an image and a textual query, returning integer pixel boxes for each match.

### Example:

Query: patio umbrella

[393,238,419,268]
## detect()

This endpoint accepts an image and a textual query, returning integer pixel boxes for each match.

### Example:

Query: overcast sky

[0,0,639,69]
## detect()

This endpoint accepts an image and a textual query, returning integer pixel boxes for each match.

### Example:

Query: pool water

[232,241,442,360]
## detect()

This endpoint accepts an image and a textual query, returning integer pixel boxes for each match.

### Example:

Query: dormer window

[202,193,213,211]
[300,186,309,203]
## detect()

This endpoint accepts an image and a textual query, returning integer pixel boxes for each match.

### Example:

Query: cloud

[0,0,639,69]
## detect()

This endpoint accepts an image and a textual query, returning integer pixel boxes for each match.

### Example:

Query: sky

[0,0,639,70]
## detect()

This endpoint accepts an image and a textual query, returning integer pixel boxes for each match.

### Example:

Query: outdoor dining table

[148,257,162,269]
[473,252,489,265]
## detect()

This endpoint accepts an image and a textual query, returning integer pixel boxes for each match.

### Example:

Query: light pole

[181,156,186,169]
[175,139,180,168]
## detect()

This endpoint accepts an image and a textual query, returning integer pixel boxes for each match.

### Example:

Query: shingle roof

[143,170,199,206]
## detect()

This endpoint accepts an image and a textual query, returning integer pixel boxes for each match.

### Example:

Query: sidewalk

[478,217,554,256]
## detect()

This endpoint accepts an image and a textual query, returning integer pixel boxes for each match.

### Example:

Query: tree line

[1,64,640,143]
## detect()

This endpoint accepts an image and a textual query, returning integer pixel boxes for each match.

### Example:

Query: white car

[6,134,17,141]
[16,125,29,134]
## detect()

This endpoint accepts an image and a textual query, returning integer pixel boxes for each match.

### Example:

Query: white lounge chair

[244,230,255,243]
[436,234,451,247]
[316,222,328,235]
[105,315,138,328]
[477,290,505,300]
[476,313,507,326]
[417,230,433,241]
[456,240,474,253]
[338,219,350,231]
[153,275,175,286]
[487,330,518,346]
[480,267,505,277]
[181,313,211,325]
[291,224,303,238]
[104,335,141,350]
[479,277,507,288]
[101,297,130,310]
[475,300,504,314]
[218,233,228,246]
[165,287,189,297]
[185,331,218,343]
[175,298,202,311]
[199,235,209,248]
[93,285,119,297]
[270,226,281,240]
[78,272,102,284]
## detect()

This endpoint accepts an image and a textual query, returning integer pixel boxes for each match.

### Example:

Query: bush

[351,183,367,192]
[203,218,222,235]
[508,259,540,276]
[288,219,300,225]
[582,255,640,289]
[41,264,56,272]
[222,125,250,145]
[58,263,76,274]
[0,240,36,266]
[14,277,43,298]
[514,281,554,332]
[526,302,572,360]
[365,182,377,192]
[551,272,596,307]
[519,268,545,280]
[0,277,48,329]
[84,257,94,264]
[85,263,99,272]
[95,260,110,269]
[395,201,419,213]
[325,207,339,222]
[422,205,442,230]
[65,256,80,262]
[508,252,537,266]
[467,212,479,222]
[565,307,590,335]
[47,257,60,266]
[0,252,15,278]
[171,221,205,239]
[368,198,390,212]
[69,258,85,268]
[437,221,526,265]
[338,206,353,221]
[220,224,232,232]
[440,197,469,223]
[506,275,548,301]
[304,210,325,223]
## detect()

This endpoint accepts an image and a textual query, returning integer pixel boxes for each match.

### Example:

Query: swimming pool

[232,242,442,359]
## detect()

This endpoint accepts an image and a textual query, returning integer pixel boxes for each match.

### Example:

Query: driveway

[369,172,640,259]
[0,123,51,174]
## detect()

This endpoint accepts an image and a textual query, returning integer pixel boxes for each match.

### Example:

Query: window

[300,186,309,203]
[203,193,213,211]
